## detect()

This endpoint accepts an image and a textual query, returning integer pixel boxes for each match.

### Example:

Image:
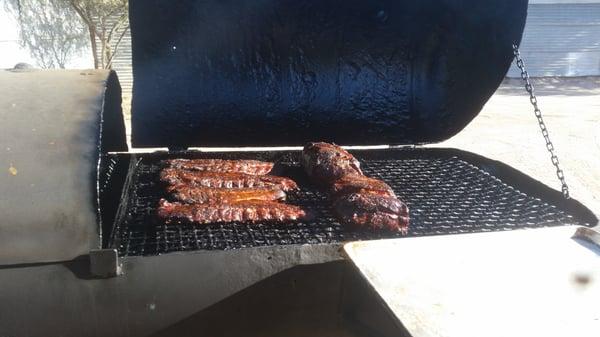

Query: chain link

[512,44,570,199]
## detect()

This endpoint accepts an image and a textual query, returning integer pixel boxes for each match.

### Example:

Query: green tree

[67,0,129,69]
[4,0,129,69]
[4,0,88,68]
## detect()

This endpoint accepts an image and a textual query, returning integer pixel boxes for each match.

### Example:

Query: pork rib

[168,186,286,204]
[330,174,396,197]
[165,159,274,175]
[160,168,298,191]
[333,189,409,234]
[157,199,308,224]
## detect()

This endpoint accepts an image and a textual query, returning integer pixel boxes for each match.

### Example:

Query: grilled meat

[333,189,409,233]
[157,199,309,224]
[331,174,396,197]
[168,186,286,204]
[301,141,409,233]
[160,168,298,191]
[165,159,274,175]
[301,142,363,185]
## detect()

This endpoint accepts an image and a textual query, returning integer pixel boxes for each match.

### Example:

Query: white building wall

[0,6,92,69]
[2,2,599,77]
[507,2,600,76]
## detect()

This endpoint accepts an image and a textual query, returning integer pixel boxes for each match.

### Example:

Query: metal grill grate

[110,150,589,257]
[99,155,119,195]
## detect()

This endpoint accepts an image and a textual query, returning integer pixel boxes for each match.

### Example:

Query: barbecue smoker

[0,0,597,336]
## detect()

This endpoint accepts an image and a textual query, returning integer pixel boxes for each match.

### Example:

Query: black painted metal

[99,154,131,247]
[130,0,528,148]
[108,148,595,257]
[101,71,128,153]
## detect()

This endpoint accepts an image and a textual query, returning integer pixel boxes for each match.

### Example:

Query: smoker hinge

[388,144,418,149]
[168,146,189,152]
[90,248,122,278]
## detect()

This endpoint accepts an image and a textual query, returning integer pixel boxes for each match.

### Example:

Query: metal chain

[512,44,570,199]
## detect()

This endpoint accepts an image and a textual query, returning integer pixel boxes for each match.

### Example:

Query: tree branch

[68,0,102,37]
[107,12,128,43]
[106,23,129,69]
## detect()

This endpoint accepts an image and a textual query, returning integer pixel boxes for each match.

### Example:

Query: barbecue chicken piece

[160,168,298,191]
[165,159,274,175]
[331,174,396,198]
[333,189,409,234]
[168,186,286,204]
[301,142,363,185]
[157,199,309,224]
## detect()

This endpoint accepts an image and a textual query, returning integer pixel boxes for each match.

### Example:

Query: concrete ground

[432,77,600,218]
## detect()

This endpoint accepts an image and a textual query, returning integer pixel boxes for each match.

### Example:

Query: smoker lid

[129,0,528,148]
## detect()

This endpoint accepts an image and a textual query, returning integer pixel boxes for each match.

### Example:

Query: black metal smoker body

[0,1,597,336]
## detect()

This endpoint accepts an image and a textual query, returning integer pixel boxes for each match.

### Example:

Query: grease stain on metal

[572,272,592,287]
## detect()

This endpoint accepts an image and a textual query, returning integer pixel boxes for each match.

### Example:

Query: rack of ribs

[160,168,298,191]
[165,159,274,175]
[157,199,309,224]
[168,186,286,204]
[333,189,409,234]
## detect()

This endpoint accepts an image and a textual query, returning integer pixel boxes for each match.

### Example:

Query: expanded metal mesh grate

[110,150,588,257]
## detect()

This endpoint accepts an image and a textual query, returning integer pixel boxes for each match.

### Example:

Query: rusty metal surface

[129,0,528,148]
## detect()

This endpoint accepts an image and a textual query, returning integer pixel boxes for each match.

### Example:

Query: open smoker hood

[129,0,528,148]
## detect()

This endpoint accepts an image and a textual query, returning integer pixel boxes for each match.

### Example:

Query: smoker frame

[2,0,599,336]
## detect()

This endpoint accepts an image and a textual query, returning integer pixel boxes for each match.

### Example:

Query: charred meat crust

[168,186,286,204]
[330,174,396,197]
[301,142,363,184]
[333,190,409,233]
[165,159,274,175]
[301,142,409,233]
[160,168,298,191]
[157,198,309,224]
